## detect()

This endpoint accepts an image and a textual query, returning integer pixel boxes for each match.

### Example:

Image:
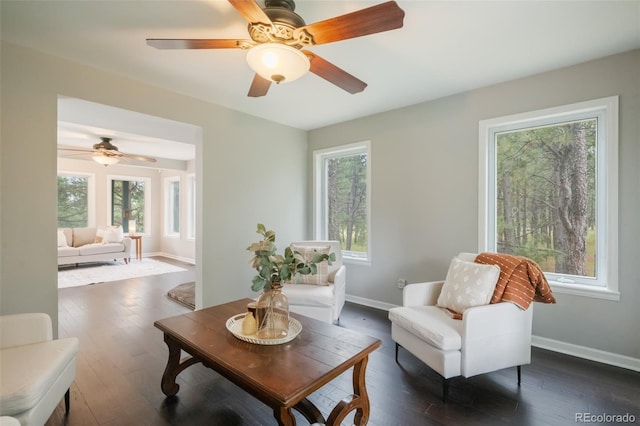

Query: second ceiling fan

[147,0,405,97]
[58,137,157,166]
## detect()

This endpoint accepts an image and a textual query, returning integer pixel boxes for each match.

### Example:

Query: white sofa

[0,313,79,425]
[58,226,131,266]
[280,241,346,324]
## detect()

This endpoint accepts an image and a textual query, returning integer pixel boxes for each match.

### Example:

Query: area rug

[167,282,195,310]
[58,258,187,288]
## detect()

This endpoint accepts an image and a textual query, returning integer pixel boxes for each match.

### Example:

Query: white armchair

[388,253,533,401]
[280,241,346,324]
[0,313,79,425]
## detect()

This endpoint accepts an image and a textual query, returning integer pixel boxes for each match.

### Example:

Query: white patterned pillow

[290,244,331,285]
[436,257,500,315]
[102,225,124,243]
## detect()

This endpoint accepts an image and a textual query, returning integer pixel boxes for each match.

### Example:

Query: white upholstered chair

[388,253,533,401]
[280,241,346,324]
[0,313,79,425]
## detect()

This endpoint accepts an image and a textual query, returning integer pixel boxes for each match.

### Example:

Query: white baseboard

[345,294,397,312]
[346,294,640,373]
[147,252,196,265]
[531,335,640,372]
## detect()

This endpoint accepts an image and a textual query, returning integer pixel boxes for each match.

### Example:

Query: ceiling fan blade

[146,39,249,49]
[248,73,272,97]
[57,146,94,153]
[121,153,157,163]
[303,51,367,94]
[294,1,404,46]
[59,152,94,159]
[228,0,273,25]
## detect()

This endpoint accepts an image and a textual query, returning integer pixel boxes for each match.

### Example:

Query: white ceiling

[57,97,199,162]
[3,0,639,158]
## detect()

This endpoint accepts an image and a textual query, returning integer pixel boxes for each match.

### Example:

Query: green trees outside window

[112,179,145,233]
[496,119,597,277]
[57,175,88,227]
[326,153,368,254]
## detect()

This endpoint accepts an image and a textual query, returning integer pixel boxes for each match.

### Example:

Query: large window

[57,173,94,227]
[165,176,180,236]
[479,97,618,300]
[109,177,149,234]
[314,141,371,263]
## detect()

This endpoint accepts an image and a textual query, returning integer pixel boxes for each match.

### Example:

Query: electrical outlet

[397,278,407,289]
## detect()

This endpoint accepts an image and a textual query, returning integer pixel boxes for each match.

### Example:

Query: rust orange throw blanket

[475,252,556,310]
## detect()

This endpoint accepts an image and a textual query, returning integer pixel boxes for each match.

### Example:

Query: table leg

[136,238,142,261]
[326,355,371,426]
[160,334,200,397]
[273,406,296,426]
[293,398,325,424]
[352,355,371,426]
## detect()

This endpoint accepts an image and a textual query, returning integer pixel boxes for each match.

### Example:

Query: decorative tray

[226,313,302,345]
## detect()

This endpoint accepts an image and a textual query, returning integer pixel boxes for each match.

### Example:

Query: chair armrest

[330,265,346,322]
[0,313,53,349]
[461,302,533,377]
[332,264,346,289]
[462,302,532,338]
[402,281,445,307]
[332,265,346,304]
[122,237,132,253]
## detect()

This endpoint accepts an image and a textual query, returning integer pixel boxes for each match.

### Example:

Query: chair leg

[442,377,450,402]
[64,388,70,413]
[395,343,400,363]
[517,365,522,385]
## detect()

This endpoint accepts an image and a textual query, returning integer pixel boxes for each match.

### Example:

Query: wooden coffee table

[154,298,382,425]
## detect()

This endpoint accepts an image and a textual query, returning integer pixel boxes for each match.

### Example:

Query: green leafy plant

[247,223,335,292]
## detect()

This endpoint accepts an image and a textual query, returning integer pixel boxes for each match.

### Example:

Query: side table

[129,235,142,261]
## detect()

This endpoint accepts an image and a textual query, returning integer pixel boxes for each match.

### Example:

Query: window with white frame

[187,174,196,239]
[313,141,371,263]
[57,172,95,227]
[479,96,618,300]
[109,176,150,234]
[165,176,180,236]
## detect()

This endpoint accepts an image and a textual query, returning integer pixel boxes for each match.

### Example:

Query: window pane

[495,118,597,278]
[171,180,180,234]
[112,179,145,233]
[57,176,88,227]
[325,153,368,256]
[188,175,196,239]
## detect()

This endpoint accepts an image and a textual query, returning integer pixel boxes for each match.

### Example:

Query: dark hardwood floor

[49,258,640,425]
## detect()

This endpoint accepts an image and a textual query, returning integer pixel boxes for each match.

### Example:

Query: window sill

[549,280,620,301]
[343,257,371,267]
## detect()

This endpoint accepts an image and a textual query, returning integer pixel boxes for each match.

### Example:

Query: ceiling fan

[58,137,157,166]
[147,0,405,97]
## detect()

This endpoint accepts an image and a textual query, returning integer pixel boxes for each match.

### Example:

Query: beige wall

[0,42,308,334]
[308,50,640,362]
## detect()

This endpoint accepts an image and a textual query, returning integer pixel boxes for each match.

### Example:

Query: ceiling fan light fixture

[92,154,120,166]
[246,43,310,84]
